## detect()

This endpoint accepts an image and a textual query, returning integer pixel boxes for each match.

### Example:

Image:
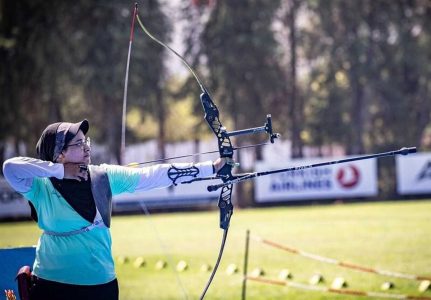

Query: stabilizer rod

[226,114,280,143]
[207,147,417,192]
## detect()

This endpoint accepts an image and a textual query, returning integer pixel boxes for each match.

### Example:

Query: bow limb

[136,14,206,93]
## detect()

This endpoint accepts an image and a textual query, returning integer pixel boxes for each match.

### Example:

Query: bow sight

[200,92,280,156]
[219,113,280,143]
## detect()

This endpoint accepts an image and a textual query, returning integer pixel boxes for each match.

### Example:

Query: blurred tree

[303,0,430,155]
[200,0,285,155]
[302,0,431,197]
[174,0,211,156]
[62,0,170,163]
[1,0,72,166]
[302,1,370,154]
[196,0,285,206]
[0,0,18,164]
[284,0,304,158]
[0,0,170,165]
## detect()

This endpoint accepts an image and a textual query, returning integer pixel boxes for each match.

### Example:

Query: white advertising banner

[255,157,378,202]
[0,179,30,218]
[113,179,219,211]
[396,152,431,195]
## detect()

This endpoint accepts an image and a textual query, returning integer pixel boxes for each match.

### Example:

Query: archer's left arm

[134,161,214,191]
[104,161,216,195]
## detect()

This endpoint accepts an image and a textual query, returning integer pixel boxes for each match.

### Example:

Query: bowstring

[137,200,190,300]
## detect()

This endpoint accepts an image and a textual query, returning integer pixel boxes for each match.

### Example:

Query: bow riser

[201,93,234,158]
[200,92,235,230]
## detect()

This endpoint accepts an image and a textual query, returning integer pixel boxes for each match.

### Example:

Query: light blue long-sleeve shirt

[3,158,213,285]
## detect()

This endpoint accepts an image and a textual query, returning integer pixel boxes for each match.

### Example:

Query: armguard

[167,165,199,186]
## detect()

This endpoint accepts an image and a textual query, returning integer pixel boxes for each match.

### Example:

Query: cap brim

[69,119,89,136]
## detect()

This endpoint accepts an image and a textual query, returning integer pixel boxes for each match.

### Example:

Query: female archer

[3,119,225,300]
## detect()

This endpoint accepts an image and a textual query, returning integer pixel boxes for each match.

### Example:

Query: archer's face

[60,130,91,165]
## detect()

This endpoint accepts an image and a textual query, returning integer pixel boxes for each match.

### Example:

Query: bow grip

[216,160,233,178]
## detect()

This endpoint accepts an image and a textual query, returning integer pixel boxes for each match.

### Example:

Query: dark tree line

[1,0,430,198]
[0,0,168,164]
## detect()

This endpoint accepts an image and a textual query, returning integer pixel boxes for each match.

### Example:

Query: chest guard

[89,165,112,228]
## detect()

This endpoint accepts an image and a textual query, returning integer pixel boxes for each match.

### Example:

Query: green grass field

[1,200,431,300]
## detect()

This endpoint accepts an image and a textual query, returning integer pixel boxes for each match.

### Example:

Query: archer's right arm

[2,157,64,193]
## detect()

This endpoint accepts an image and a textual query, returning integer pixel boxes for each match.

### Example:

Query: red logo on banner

[336,165,360,188]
